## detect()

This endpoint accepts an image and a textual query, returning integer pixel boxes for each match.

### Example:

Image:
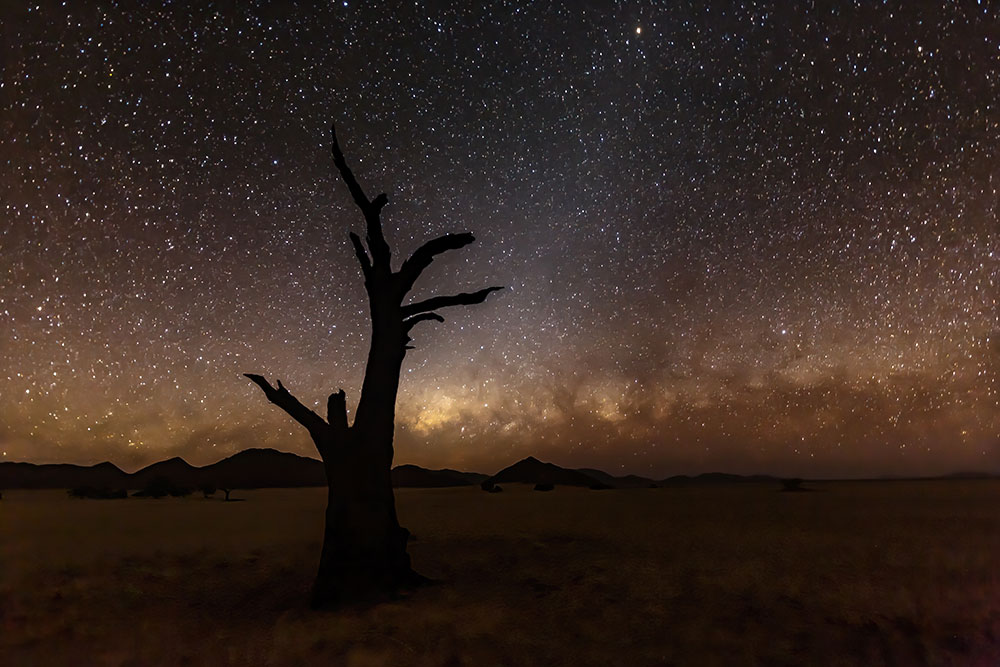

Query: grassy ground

[2,481,999,666]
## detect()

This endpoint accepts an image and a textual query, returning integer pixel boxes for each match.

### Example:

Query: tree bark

[312,443,416,606]
[309,305,421,606]
[246,125,502,608]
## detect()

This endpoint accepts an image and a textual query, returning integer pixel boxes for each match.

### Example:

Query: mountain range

[6,450,985,492]
[0,449,492,491]
[0,449,787,491]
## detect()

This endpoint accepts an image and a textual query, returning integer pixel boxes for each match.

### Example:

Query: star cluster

[3,2,999,477]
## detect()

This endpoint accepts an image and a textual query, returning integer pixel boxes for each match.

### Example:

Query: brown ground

[2,481,999,666]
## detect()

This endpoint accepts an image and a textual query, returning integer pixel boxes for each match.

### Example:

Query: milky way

[3,2,999,477]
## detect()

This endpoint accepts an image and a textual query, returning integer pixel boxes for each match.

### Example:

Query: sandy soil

[2,481,999,665]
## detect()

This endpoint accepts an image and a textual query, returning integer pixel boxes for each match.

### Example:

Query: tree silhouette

[246,125,502,607]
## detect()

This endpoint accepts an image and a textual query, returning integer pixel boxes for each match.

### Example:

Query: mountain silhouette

[201,448,326,488]
[482,456,604,488]
[4,451,991,492]
[391,464,487,487]
[438,468,489,485]
[577,468,657,489]
[0,449,485,491]
[130,456,201,489]
[0,461,128,490]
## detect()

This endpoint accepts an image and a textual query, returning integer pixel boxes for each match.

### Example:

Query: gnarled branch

[398,233,475,293]
[401,286,504,318]
[331,125,391,270]
[244,374,329,438]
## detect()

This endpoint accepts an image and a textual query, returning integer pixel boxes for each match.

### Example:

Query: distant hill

[391,465,479,488]
[202,448,326,488]
[483,457,604,488]
[4,450,994,491]
[0,461,128,490]
[578,468,657,489]
[130,456,201,489]
[439,469,489,485]
[0,449,482,490]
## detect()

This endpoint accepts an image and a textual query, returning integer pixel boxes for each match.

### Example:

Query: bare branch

[330,124,371,209]
[331,124,391,271]
[403,312,445,332]
[327,389,348,432]
[398,233,475,293]
[401,286,505,318]
[349,232,372,280]
[244,374,329,437]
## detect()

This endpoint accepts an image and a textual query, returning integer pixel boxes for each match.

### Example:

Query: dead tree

[245,125,502,607]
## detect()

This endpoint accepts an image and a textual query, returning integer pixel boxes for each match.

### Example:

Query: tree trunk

[309,318,422,607]
[311,443,418,606]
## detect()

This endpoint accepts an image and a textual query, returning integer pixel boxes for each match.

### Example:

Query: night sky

[4,2,999,478]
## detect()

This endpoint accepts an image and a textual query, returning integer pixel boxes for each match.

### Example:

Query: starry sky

[3,1,999,478]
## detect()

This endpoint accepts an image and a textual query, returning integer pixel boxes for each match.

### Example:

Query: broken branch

[327,389,348,432]
[244,373,329,438]
[400,286,504,318]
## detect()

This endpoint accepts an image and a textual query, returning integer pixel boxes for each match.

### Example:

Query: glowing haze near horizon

[4,2,999,477]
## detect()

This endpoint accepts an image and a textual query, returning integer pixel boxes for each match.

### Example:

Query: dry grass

[2,481,999,665]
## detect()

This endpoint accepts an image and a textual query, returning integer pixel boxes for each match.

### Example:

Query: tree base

[309,565,433,609]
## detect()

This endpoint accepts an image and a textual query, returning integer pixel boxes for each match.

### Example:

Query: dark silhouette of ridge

[130,456,199,489]
[0,461,128,490]
[0,449,489,492]
[3,451,996,492]
[440,468,489,485]
[482,456,604,488]
[577,468,657,489]
[201,448,326,489]
[0,449,327,490]
[391,464,484,487]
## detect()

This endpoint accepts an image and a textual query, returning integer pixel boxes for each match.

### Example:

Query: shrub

[780,478,807,492]
[133,476,190,498]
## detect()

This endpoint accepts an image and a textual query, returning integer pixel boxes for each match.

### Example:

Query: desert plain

[2,481,999,666]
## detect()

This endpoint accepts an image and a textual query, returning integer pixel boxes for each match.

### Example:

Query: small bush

[780,478,808,492]
[534,483,555,492]
[133,476,190,498]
